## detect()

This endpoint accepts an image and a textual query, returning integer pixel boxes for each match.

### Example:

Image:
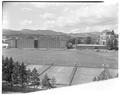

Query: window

[103,41,105,45]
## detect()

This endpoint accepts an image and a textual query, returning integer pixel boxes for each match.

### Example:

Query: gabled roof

[101,30,114,35]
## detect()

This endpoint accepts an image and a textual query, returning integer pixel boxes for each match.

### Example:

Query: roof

[101,30,114,35]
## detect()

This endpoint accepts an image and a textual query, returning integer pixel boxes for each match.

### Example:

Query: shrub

[93,68,112,81]
[41,73,53,89]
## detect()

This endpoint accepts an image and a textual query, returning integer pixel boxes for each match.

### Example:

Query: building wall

[60,40,66,48]
[38,36,66,48]
[9,35,67,49]
[38,37,50,48]
[17,39,34,48]
[99,32,115,45]
[9,39,16,48]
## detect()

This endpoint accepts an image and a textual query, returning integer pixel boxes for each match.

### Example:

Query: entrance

[34,40,38,48]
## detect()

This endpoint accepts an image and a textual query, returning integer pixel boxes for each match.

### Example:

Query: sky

[2,2,118,33]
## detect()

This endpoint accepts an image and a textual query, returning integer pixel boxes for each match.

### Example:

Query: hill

[3,29,104,39]
[70,32,101,38]
[2,29,67,36]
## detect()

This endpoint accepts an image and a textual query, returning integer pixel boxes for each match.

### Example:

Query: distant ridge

[2,29,67,36]
[69,31,101,38]
[3,29,114,38]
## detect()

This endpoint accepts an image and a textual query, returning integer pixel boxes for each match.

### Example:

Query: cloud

[30,3,47,8]
[2,11,10,29]
[40,13,56,20]
[42,20,56,29]
[30,3,61,8]
[3,2,118,33]
[21,7,32,11]
[3,16,9,29]
[20,20,32,25]
[63,7,69,12]
[49,3,118,33]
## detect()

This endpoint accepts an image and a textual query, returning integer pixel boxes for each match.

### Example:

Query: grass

[2,48,118,68]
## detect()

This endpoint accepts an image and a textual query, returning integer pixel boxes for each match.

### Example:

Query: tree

[85,36,92,44]
[106,38,114,50]
[93,68,112,81]
[77,38,82,44]
[67,38,81,45]
[42,73,52,89]
[66,42,73,49]
[50,76,56,88]
[68,38,76,44]
[19,62,27,87]
[113,38,118,50]
[4,56,9,65]
[7,57,14,87]
[2,57,35,90]
[2,56,4,64]
[2,56,5,81]
[26,69,32,87]
[2,56,10,83]
[31,68,40,88]
[111,30,115,35]
[12,61,21,86]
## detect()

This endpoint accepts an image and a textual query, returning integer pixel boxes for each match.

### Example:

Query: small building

[2,43,9,48]
[2,37,12,48]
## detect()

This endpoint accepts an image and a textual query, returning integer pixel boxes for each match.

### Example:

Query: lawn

[2,48,118,68]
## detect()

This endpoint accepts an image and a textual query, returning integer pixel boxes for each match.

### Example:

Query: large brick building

[9,35,69,49]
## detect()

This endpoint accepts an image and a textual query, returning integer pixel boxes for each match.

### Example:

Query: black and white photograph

[2,1,119,94]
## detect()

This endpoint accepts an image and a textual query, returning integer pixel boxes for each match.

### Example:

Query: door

[34,40,38,48]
